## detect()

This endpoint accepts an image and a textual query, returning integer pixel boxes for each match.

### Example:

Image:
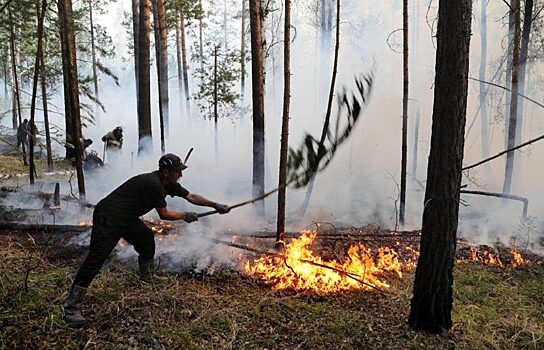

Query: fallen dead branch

[461,190,529,218]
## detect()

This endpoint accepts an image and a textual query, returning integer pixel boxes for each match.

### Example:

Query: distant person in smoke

[82,149,104,173]
[63,153,231,328]
[102,126,123,150]
[16,119,30,152]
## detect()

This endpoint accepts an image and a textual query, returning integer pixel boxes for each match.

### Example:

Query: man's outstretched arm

[155,207,198,222]
[185,193,230,214]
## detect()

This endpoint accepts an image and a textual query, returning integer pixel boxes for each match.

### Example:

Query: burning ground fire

[76,220,539,288]
[244,230,403,293]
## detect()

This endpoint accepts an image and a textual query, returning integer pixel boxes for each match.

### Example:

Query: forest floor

[0,154,544,349]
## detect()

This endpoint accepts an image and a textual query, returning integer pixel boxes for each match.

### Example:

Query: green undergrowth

[0,237,543,349]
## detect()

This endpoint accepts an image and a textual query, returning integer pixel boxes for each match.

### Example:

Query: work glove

[213,203,230,214]
[184,212,199,223]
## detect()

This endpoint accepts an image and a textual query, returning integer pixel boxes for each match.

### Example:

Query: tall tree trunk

[399,0,409,225]
[88,0,99,124]
[249,0,265,216]
[408,0,472,334]
[241,0,247,95]
[276,0,291,246]
[504,0,515,149]
[39,43,53,171]
[152,0,168,152]
[479,0,490,163]
[213,45,218,124]
[259,0,266,90]
[503,0,521,195]
[175,6,190,120]
[58,0,86,199]
[137,0,152,153]
[8,10,26,165]
[180,9,189,105]
[299,0,340,217]
[6,58,16,129]
[58,3,73,160]
[29,0,47,184]
[515,0,533,149]
[132,0,140,98]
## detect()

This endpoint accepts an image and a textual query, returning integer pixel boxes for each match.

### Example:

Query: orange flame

[244,230,403,293]
[78,220,93,227]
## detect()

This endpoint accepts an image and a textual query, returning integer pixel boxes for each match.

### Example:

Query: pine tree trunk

[39,45,53,171]
[515,0,533,148]
[57,4,73,160]
[399,0,409,225]
[29,0,47,184]
[8,10,26,165]
[249,0,265,216]
[58,0,86,199]
[132,0,140,97]
[277,0,291,245]
[89,0,99,124]
[479,0,490,163]
[408,0,472,334]
[504,0,515,149]
[241,0,247,95]
[5,58,16,129]
[137,0,152,153]
[180,10,189,104]
[503,0,521,195]
[152,0,167,151]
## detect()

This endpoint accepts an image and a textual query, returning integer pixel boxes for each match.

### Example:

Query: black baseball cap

[158,153,188,171]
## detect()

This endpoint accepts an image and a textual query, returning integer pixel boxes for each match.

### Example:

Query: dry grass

[1,231,543,350]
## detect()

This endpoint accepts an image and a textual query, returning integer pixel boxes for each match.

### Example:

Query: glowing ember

[457,246,530,268]
[244,230,403,293]
[78,220,93,227]
[145,219,174,235]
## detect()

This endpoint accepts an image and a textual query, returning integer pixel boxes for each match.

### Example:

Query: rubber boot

[139,258,168,284]
[63,285,87,328]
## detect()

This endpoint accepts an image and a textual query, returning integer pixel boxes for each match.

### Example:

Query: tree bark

[241,0,247,95]
[504,0,515,149]
[276,0,291,246]
[137,0,152,153]
[29,0,47,184]
[399,0,409,225]
[502,0,521,195]
[515,0,533,148]
[132,0,140,98]
[88,0,99,124]
[408,0,472,334]
[58,0,86,199]
[479,0,490,163]
[152,0,167,152]
[249,0,265,216]
[39,46,53,171]
[57,3,73,160]
[152,0,168,148]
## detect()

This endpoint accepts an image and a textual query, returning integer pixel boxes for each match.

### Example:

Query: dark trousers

[73,210,155,288]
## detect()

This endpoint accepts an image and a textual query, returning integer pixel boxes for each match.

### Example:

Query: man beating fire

[63,153,230,328]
